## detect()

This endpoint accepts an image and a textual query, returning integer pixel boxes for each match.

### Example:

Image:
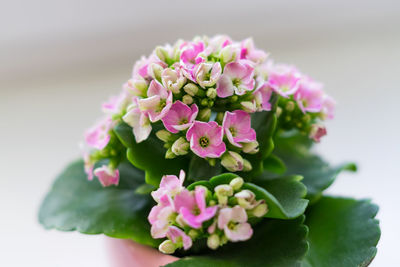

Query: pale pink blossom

[309,124,327,143]
[123,98,152,143]
[222,110,256,147]
[294,78,324,113]
[186,121,226,158]
[240,38,269,64]
[166,226,193,250]
[217,205,253,242]
[253,83,273,111]
[102,89,133,115]
[174,187,218,229]
[138,80,173,122]
[180,41,205,68]
[162,101,198,134]
[161,68,187,94]
[148,194,176,238]
[151,170,186,203]
[93,165,120,187]
[194,62,222,88]
[85,117,114,150]
[133,55,167,79]
[322,95,336,120]
[268,64,301,97]
[216,61,255,97]
[124,77,148,97]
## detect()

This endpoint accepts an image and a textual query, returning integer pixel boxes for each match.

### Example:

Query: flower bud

[207,234,220,250]
[176,214,186,227]
[148,63,164,81]
[200,98,209,106]
[230,95,239,103]
[215,184,233,205]
[206,88,217,99]
[285,101,295,111]
[241,101,257,113]
[183,83,199,96]
[155,46,169,62]
[242,141,259,154]
[309,124,327,143]
[235,189,256,209]
[188,229,200,239]
[172,137,190,155]
[242,159,252,172]
[128,78,148,97]
[156,129,172,142]
[159,240,176,254]
[165,148,176,159]
[182,94,194,105]
[215,112,224,124]
[229,177,244,191]
[252,203,268,217]
[221,151,244,172]
[220,45,235,63]
[198,108,211,121]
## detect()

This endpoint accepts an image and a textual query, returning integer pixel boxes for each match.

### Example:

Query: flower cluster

[148,171,268,254]
[82,35,335,186]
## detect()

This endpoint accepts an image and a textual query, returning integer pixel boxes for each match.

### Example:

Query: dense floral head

[82,35,335,184]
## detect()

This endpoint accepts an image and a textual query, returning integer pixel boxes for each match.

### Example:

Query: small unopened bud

[215,184,233,205]
[229,177,244,191]
[200,98,209,106]
[309,124,327,143]
[302,114,311,123]
[165,148,176,159]
[216,112,224,124]
[149,63,163,81]
[276,106,282,117]
[159,240,176,254]
[206,88,217,99]
[198,108,211,121]
[182,94,193,105]
[129,78,148,97]
[155,46,168,62]
[221,151,244,172]
[242,159,252,172]
[208,158,216,166]
[252,203,268,217]
[172,137,190,155]
[220,45,235,63]
[188,229,200,239]
[183,83,198,96]
[241,101,257,113]
[156,130,172,142]
[230,95,238,103]
[242,141,259,154]
[176,214,186,227]
[235,189,256,209]
[285,101,295,111]
[207,234,220,250]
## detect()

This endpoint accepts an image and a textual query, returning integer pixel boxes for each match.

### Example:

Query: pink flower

[194,62,222,88]
[148,194,176,238]
[309,124,327,143]
[322,95,335,120]
[138,80,173,122]
[186,121,226,158]
[180,41,205,69]
[217,205,253,242]
[222,110,256,147]
[174,187,218,229]
[240,38,269,64]
[123,98,152,143]
[93,165,120,187]
[166,226,193,250]
[268,64,301,97]
[294,78,324,113]
[83,153,94,181]
[216,61,255,97]
[253,83,273,111]
[162,101,198,134]
[161,68,186,94]
[151,170,186,203]
[85,117,114,150]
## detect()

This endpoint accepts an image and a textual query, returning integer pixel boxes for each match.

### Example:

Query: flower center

[229,126,237,137]
[192,206,201,215]
[199,136,210,148]
[228,221,238,230]
[179,118,188,125]
[156,99,167,113]
[232,78,241,87]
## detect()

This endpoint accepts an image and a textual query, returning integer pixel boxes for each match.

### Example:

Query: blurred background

[1,0,399,266]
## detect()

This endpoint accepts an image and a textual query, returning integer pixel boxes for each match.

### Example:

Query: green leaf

[263,154,286,174]
[302,197,380,267]
[271,133,356,203]
[241,108,277,179]
[187,155,222,182]
[38,160,159,247]
[165,216,309,267]
[114,122,189,187]
[188,174,308,220]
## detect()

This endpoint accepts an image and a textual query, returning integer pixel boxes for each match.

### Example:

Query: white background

[1,0,399,266]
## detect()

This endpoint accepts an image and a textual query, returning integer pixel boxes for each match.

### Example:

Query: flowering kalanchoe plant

[39,35,380,267]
